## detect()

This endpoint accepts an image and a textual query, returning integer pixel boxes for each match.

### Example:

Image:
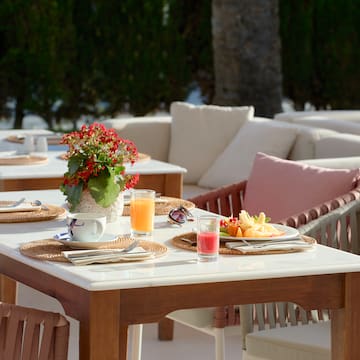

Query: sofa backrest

[251,117,337,161]
[102,116,171,162]
[275,114,360,136]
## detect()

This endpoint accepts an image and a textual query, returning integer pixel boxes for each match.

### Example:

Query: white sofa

[103,104,360,199]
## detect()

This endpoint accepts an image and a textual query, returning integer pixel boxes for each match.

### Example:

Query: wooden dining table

[1,189,360,360]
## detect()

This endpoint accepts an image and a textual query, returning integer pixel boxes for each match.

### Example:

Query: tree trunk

[14,95,25,129]
[212,0,282,117]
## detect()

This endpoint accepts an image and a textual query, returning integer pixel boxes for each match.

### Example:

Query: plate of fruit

[219,210,299,241]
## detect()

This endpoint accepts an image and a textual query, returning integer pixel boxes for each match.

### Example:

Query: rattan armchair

[165,181,360,360]
[0,302,70,360]
[241,198,360,360]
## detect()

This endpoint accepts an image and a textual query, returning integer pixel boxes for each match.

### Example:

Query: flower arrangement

[60,122,139,211]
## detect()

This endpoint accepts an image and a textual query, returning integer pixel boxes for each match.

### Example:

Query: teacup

[66,213,106,242]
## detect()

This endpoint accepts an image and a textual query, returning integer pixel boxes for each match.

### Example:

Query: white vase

[74,190,124,223]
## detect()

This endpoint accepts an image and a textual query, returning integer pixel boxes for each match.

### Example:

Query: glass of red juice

[197,215,220,262]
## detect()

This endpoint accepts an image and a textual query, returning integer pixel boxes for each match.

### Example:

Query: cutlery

[226,239,310,250]
[180,237,197,246]
[1,198,26,208]
[63,240,140,258]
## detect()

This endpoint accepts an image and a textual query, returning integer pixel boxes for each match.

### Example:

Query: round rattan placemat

[122,197,195,216]
[6,135,62,145]
[0,204,66,223]
[0,155,48,165]
[172,232,316,255]
[58,152,151,163]
[20,237,168,263]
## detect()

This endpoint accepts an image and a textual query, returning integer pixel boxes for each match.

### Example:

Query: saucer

[57,233,118,249]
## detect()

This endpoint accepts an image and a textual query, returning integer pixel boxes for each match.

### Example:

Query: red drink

[197,216,220,262]
[197,232,219,256]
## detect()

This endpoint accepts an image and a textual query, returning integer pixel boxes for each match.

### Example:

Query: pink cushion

[243,152,360,223]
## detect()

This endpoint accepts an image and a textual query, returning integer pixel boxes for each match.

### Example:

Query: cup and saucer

[54,213,118,249]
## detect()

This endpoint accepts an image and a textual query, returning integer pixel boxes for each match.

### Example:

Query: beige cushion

[197,119,297,189]
[275,110,360,123]
[315,133,360,159]
[168,102,254,183]
[102,116,171,161]
[244,322,330,360]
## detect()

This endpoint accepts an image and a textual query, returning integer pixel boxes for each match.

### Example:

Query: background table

[0,130,187,197]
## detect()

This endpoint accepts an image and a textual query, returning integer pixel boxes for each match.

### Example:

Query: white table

[0,131,187,197]
[1,189,360,360]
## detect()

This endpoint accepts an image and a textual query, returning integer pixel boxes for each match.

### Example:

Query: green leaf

[61,183,83,211]
[68,156,82,176]
[88,168,120,207]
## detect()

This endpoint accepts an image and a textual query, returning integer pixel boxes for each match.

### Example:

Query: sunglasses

[168,206,194,225]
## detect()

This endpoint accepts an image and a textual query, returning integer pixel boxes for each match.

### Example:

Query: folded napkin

[62,247,154,265]
[226,239,314,253]
[0,151,17,158]
[0,202,41,213]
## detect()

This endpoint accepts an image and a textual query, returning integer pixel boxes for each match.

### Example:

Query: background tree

[0,0,74,129]
[212,0,282,117]
[280,0,360,109]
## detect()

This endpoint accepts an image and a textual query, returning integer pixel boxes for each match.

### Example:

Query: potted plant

[60,122,139,222]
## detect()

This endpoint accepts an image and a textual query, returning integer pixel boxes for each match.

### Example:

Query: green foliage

[280,0,360,109]
[88,167,121,208]
[0,0,212,127]
[4,0,359,121]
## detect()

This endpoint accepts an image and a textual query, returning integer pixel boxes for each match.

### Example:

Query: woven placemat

[0,204,66,223]
[0,155,48,165]
[172,232,316,255]
[58,152,151,163]
[6,134,62,145]
[122,197,195,216]
[19,237,168,263]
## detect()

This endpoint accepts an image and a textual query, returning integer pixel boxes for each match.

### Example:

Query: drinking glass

[130,189,155,236]
[197,215,220,262]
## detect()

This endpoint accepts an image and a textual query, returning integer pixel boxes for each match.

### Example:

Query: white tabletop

[0,151,186,180]
[1,189,360,293]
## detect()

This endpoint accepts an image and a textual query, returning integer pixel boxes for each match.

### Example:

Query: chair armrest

[188,180,248,216]
[278,186,360,228]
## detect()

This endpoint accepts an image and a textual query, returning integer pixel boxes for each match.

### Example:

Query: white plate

[220,224,299,242]
[57,233,118,249]
[0,202,41,213]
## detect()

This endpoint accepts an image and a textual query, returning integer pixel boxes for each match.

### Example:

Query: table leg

[158,317,174,340]
[0,275,16,303]
[331,272,360,360]
[79,291,123,360]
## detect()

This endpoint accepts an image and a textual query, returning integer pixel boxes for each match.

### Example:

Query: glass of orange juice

[130,189,155,236]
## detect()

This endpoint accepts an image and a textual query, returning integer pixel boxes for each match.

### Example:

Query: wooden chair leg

[158,318,174,340]
[0,275,17,303]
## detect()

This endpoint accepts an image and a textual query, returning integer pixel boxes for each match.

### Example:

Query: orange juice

[130,190,155,235]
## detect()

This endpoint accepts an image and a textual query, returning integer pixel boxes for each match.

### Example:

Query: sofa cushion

[243,152,360,223]
[168,102,254,183]
[103,116,171,162]
[315,133,360,159]
[197,120,297,189]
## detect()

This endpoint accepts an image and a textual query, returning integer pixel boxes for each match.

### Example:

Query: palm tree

[212,0,282,117]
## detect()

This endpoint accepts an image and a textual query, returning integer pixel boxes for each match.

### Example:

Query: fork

[63,239,140,258]
[1,198,26,208]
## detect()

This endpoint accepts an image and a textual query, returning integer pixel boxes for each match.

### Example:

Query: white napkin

[62,246,154,265]
[226,240,314,253]
[0,202,41,213]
